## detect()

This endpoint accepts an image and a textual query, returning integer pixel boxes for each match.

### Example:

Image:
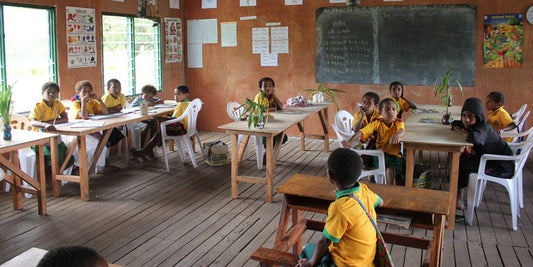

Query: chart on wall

[66,6,97,68]
[164,17,183,63]
[483,14,523,68]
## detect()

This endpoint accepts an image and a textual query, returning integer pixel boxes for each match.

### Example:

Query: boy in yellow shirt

[352,91,381,149]
[254,77,283,111]
[297,148,383,267]
[132,85,190,162]
[29,81,74,167]
[486,91,517,142]
[101,78,126,114]
[343,98,406,185]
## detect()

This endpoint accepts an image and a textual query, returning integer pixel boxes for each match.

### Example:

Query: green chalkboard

[316,5,476,86]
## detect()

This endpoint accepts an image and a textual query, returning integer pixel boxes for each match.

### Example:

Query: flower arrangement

[238,92,272,129]
[433,68,463,124]
[0,84,13,140]
[302,83,345,110]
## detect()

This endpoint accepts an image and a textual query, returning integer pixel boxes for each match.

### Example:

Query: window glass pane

[4,6,52,112]
[102,15,133,95]
[134,18,159,94]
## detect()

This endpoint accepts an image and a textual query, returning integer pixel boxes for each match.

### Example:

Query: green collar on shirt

[334,183,361,199]
[181,98,189,102]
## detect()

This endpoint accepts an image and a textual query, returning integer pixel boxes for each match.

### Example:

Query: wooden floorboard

[1,131,533,266]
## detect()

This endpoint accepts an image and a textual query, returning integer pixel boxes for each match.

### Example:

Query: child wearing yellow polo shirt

[343,98,406,185]
[101,78,126,114]
[388,81,417,121]
[297,148,383,267]
[486,91,517,142]
[29,81,74,167]
[352,91,381,148]
[254,77,283,111]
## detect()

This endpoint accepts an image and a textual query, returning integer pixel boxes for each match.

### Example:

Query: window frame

[101,13,162,96]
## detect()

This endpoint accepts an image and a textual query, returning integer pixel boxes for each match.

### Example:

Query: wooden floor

[1,131,533,266]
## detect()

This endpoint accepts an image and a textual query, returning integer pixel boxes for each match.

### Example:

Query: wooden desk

[403,105,471,229]
[273,174,451,267]
[218,103,331,202]
[49,107,174,201]
[0,129,59,215]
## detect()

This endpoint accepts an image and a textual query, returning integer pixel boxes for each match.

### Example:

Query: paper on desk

[153,104,177,108]
[70,121,105,128]
[89,113,126,120]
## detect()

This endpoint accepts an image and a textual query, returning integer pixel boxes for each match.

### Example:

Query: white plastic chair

[160,98,205,171]
[352,148,387,184]
[501,111,530,143]
[466,136,533,231]
[227,101,264,169]
[511,104,527,125]
[334,110,354,134]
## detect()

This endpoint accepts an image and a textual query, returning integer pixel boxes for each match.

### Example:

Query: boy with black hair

[486,91,517,142]
[297,148,383,267]
[37,246,108,267]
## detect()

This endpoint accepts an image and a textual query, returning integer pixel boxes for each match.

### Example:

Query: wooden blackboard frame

[316,5,476,86]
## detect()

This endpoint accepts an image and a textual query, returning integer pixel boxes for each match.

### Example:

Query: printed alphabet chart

[66,6,97,68]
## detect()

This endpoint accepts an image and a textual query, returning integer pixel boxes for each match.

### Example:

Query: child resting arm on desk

[297,148,383,267]
[342,98,406,185]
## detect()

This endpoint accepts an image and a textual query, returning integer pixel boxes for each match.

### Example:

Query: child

[451,97,514,210]
[130,84,164,108]
[29,81,74,168]
[486,91,517,142]
[255,77,283,112]
[389,81,417,121]
[342,98,406,185]
[37,245,108,267]
[132,85,190,162]
[101,78,126,114]
[297,148,383,267]
[352,91,381,147]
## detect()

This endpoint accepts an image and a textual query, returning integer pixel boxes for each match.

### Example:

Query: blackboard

[316,5,476,86]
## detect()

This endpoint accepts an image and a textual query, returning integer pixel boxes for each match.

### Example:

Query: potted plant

[0,84,13,140]
[302,83,345,110]
[238,92,273,129]
[433,68,463,125]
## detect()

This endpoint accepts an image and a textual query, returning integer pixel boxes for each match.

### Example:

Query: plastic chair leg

[175,138,186,163]
[194,133,205,159]
[255,136,264,170]
[466,174,479,225]
[183,136,198,168]
[161,138,170,172]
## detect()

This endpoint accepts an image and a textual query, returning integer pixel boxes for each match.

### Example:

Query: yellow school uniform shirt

[324,183,382,267]
[70,99,103,119]
[29,100,67,131]
[172,99,189,130]
[389,97,411,114]
[360,118,405,157]
[352,109,381,144]
[254,92,274,108]
[102,93,126,109]
[488,106,515,142]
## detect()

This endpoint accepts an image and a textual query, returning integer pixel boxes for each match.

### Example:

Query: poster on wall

[164,17,183,63]
[66,6,97,68]
[483,13,523,68]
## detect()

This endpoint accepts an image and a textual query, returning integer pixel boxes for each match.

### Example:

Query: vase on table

[3,124,11,140]
[313,92,324,103]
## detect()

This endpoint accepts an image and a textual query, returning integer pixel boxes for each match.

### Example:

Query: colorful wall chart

[66,6,97,68]
[164,17,183,63]
[483,13,523,68]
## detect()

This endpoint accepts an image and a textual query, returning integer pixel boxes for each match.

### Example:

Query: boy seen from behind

[342,98,406,185]
[486,91,517,142]
[297,148,383,267]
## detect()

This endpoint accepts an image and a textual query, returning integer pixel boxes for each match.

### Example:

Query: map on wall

[483,13,523,68]
[66,6,97,68]
[164,17,183,63]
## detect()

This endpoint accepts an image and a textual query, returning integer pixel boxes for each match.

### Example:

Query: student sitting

[342,98,406,185]
[131,85,190,163]
[37,245,108,267]
[451,97,514,210]
[352,91,381,148]
[100,78,126,148]
[388,81,417,121]
[129,84,164,149]
[485,91,517,142]
[297,148,383,267]
[29,81,74,169]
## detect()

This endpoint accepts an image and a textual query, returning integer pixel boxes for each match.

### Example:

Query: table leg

[231,134,240,199]
[265,136,274,203]
[237,135,250,164]
[274,196,290,249]
[431,214,445,267]
[292,209,302,254]
[49,137,58,197]
[447,151,461,230]
[35,144,47,215]
[297,122,305,151]
[78,135,90,201]
[319,107,329,152]
[11,151,22,210]
[405,147,415,187]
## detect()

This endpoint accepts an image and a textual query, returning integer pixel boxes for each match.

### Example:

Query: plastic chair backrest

[334,110,354,133]
[227,101,243,121]
[512,104,527,124]
[186,98,203,133]
[10,114,32,131]
[516,110,530,133]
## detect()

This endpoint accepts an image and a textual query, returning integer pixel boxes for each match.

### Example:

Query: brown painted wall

[2,0,184,101]
[184,0,533,137]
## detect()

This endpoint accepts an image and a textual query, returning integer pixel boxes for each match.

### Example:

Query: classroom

[1,0,533,266]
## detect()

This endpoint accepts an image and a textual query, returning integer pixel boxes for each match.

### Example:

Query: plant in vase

[302,83,345,110]
[238,92,273,129]
[0,84,13,140]
[433,68,463,125]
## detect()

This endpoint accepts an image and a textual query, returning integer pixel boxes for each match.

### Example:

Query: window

[102,15,161,96]
[0,4,57,113]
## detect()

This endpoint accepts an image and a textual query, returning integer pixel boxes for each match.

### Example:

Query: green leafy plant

[302,83,345,109]
[433,68,463,115]
[0,84,13,126]
[238,92,272,129]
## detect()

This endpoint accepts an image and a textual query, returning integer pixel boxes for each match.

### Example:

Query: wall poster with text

[483,13,523,68]
[66,6,97,68]
[164,17,183,63]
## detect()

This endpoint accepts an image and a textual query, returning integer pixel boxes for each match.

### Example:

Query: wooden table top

[0,129,58,152]
[218,103,332,136]
[277,174,451,216]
